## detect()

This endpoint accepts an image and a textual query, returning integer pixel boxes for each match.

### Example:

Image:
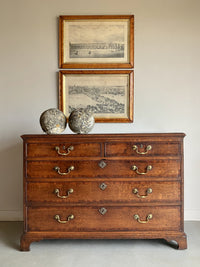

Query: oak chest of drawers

[20,133,187,251]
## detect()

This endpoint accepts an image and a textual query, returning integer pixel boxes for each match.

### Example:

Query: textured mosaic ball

[40,108,67,134]
[68,108,95,134]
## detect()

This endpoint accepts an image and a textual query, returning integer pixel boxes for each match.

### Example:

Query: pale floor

[0,221,199,267]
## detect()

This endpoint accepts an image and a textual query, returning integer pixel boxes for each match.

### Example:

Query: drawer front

[26,159,181,179]
[105,142,180,157]
[27,206,181,232]
[26,143,101,158]
[26,181,181,204]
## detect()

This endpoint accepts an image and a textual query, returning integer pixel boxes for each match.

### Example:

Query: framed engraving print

[59,70,134,122]
[59,15,134,69]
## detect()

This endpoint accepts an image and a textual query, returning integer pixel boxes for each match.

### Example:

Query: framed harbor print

[59,15,134,69]
[59,70,134,122]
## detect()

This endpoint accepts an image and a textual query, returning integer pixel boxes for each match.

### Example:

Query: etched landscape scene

[69,85,125,115]
[70,42,124,58]
[68,24,125,59]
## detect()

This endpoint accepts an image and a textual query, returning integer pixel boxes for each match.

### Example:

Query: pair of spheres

[40,108,95,134]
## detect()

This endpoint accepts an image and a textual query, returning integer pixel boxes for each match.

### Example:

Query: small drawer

[27,206,181,232]
[26,159,181,179]
[26,181,181,204]
[105,142,180,157]
[26,143,101,158]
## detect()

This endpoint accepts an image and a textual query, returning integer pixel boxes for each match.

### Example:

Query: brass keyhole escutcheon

[99,207,107,215]
[98,160,107,169]
[99,183,107,191]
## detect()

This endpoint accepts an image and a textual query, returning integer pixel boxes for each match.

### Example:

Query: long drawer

[27,206,181,232]
[26,181,181,204]
[26,159,181,179]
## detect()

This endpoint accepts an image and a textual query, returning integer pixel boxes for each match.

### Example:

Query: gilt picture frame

[59,15,134,69]
[59,70,134,122]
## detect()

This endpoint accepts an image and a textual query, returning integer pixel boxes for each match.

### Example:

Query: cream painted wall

[0,0,200,220]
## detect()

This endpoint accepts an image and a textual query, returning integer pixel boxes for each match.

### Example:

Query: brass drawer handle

[132,165,152,175]
[132,145,152,155]
[55,145,74,156]
[54,214,74,223]
[134,214,153,224]
[54,166,74,175]
[54,188,73,198]
[132,188,152,198]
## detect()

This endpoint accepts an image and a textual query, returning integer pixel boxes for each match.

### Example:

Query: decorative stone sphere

[68,108,95,134]
[40,108,67,134]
